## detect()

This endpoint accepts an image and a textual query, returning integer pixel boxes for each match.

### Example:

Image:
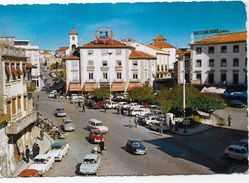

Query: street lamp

[107,52,113,102]
[182,52,187,133]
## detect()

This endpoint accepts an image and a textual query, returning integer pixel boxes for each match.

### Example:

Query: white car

[224,144,248,162]
[128,102,142,110]
[54,108,66,117]
[87,119,108,133]
[106,102,118,109]
[62,117,75,132]
[47,141,70,162]
[48,90,57,98]
[118,102,129,109]
[28,154,54,176]
[145,115,159,125]
[79,154,101,175]
[131,108,151,117]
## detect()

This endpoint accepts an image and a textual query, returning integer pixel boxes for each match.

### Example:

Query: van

[87,119,109,133]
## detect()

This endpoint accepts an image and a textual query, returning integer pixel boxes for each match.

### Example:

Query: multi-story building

[190,32,247,86]
[14,40,41,91]
[0,36,37,176]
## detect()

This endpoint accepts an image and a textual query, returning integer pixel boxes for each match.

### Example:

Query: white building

[190,32,247,86]
[123,40,170,79]
[15,40,41,91]
[0,36,37,176]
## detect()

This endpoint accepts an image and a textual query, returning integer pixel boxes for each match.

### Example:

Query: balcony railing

[87,66,95,71]
[100,66,109,71]
[115,66,123,71]
[6,110,37,135]
[0,46,26,57]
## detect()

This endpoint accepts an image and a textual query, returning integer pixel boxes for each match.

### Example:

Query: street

[36,92,247,176]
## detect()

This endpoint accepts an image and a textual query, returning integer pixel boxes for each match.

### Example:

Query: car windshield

[65,121,72,124]
[132,142,141,147]
[34,158,48,164]
[57,109,64,112]
[95,123,103,126]
[51,145,62,150]
[84,159,96,164]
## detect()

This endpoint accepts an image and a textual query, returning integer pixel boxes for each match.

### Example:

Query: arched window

[71,44,76,52]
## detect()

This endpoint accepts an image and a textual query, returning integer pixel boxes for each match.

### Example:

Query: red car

[88,129,105,143]
[18,169,40,177]
[92,101,107,109]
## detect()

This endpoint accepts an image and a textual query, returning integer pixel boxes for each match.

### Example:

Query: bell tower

[69,27,78,53]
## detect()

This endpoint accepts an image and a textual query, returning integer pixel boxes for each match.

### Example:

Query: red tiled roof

[57,46,69,51]
[153,35,166,41]
[194,32,247,45]
[143,44,162,51]
[152,41,175,49]
[80,39,131,49]
[129,50,156,59]
[69,27,78,35]
[62,55,79,60]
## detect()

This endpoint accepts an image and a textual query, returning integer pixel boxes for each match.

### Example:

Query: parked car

[237,139,248,148]
[148,121,162,132]
[54,108,66,117]
[144,115,159,125]
[87,119,108,133]
[47,141,70,162]
[125,140,147,155]
[62,117,75,132]
[79,154,101,175]
[18,169,40,177]
[128,102,139,109]
[118,102,129,109]
[28,154,54,176]
[228,100,246,108]
[92,101,107,109]
[113,95,124,101]
[106,101,118,109]
[131,108,151,117]
[48,90,57,98]
[224,144,248,162]
[88,129,105,143]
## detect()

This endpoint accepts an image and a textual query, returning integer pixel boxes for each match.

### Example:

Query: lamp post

[107,52,113,102]
[182,52,187,133]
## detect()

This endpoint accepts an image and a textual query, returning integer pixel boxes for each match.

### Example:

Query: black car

[125,140,147,155]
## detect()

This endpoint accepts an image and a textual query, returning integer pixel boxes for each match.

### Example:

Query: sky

[0,1,247,52]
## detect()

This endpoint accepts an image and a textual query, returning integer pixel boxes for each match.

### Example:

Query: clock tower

[69,27,78,53]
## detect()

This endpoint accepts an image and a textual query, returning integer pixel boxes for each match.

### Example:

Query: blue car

[125,140,147,155]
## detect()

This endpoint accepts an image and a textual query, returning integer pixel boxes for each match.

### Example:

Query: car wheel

[224,153,229,158]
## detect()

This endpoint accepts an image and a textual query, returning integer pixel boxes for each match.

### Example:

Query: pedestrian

[159,123,164,136]
[104,104,107,112]
[121,107,124,115]
[134,116,138,128]
[37,94,39,101]
[25,145,30,163]
[78,101,81,108]
[228,114,232,126]
[169,118,173,131]
[40,128,44,140]
[99,139,105,154]
[117,106,120,114]
[129,117,133,128]
[82,104,85,112]
[36,143,40,156]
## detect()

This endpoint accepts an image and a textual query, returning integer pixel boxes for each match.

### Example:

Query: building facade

[190,32,247,86]
[0,36,37,176]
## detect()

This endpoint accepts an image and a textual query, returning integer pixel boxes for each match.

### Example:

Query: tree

[128,84,155,104]
[90,87,110,100]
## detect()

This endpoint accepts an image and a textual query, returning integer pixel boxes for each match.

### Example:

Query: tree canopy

[128,84,155,103]
[90,87,110,100]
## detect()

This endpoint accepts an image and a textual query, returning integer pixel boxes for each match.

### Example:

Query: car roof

[89,119,102,123]
[228,144,247,149]
[34,154,50,159]
[51,141,65,147]
[128,139,142,143]
[84,154,98,160]
[18,169,39,177]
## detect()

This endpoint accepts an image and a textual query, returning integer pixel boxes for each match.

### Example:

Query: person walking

[99,139,105,155]
[159,123,164,136]
[228,114,232,126]
[169,118,173,131]
[32,143,37,159]
[36,143,40,156]
[134,116,138,128]
[82,104,85,112]
[25,145,30,163]
[129,116,133,128]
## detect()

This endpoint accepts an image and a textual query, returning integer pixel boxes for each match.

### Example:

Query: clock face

[95,27,113,42]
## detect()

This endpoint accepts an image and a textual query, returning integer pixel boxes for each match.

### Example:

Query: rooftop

[57,46,69,51]
[129,50,156,59]
[69,27,78,35]
[80,39,131,49]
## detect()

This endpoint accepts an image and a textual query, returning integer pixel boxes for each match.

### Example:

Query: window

[208,47,215,54]
[233,73,239,85]
[5,63,11,81]
[161,65,164,71]
[209,59,214,67]
[103,72,108,79]
[102,60,108,66]
[72,36,75,41]
[165,65,167,71]
[196,73,202,81]
[196,47,202,54]
[117,72,122,79]
[23,95,27,111]
[88,60,94,66]
[89,73,94,80]
[233,58,239,67]
[102,49,107,56]
[221,46,227,53]
[133,61,138,66]
[208,73,214,84]
[116,49,122,55]
[7,100,11,117]
[116,60,122,66]
[12,97,16,115]
[17,96,21,112]
[221,59,227,67]
[16,64,22,79]
[233,45,239,53]
[88,50,94,56]
[133,73,138,79]
[221,73,227,83]
[157,65,160,71]
[11,63,17,80]
[196,60,202,67]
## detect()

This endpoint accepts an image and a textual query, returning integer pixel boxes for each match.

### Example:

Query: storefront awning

[112,82,125,92]
[68,83,81,91]
[128,82,142,90]
[82,82,98,92]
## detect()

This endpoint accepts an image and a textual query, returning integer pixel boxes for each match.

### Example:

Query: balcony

[87,66,95,71]
[6,110,37,135]
[129,79,140,82]
[99,79,110,83]
[100,66,109,71]
[0,46,26,57]
[115,66,123,71]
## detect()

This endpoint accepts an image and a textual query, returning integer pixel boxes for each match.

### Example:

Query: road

[36,91,247,176]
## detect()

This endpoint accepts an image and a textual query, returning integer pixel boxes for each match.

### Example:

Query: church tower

[69,27,78,54]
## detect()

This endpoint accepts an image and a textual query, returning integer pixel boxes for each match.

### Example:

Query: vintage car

[87,119,108,133]
[224,144,248,162]
[92,101,108,109]
[62,117,75,132]
[79,154,101,175]
[125,140,147,155]
[18,169,40,177]
[28,154,54,176]
[88,129,105,143]
[47,141,70,162]
[106,101,118,109]
[54,108,66,117]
